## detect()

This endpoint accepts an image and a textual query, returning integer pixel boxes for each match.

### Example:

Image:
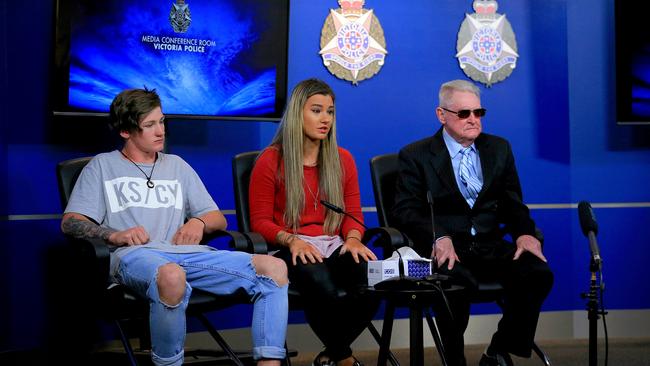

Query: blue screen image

[68,0,283,117]
[631,46,650,118]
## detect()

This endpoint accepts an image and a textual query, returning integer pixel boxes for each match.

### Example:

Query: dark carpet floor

[292,338,650,366]
[1,337,648,365]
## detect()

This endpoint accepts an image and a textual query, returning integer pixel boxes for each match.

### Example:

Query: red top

[249,146,365,244]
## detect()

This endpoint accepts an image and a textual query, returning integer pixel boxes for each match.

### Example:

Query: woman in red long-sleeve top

[249,79,378,366]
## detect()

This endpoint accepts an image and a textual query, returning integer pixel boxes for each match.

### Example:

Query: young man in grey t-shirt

[62,88,288,366]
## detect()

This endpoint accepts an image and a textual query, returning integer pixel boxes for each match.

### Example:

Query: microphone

[320,199,367,229]
[427,191,437,266]
[425,191,451,285]
[320,199,428,290]
[578,201,602,270]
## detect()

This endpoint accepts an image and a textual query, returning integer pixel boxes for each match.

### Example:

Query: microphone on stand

[577,202,607,366]
[578,201,602,271]
[320,199,366,229]
[425,191,451,285]
[320,199,426,290]
[427,191,438,267]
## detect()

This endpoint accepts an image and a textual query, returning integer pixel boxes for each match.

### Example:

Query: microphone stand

[578,201,607,366]
[425,192,451,285]
[581,256,605,366]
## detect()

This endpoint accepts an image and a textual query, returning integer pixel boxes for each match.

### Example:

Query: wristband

[346,236,362,242]
[285,233,297,246]
[277,232,296,246]
[191,216,207,229]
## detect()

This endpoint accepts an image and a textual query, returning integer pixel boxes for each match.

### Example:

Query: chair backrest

[57,157,92,209]
[369,153,399,227]
[231,151,260,232]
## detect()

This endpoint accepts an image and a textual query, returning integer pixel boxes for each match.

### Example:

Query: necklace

[120,150,157,188]
[305,182,320,211]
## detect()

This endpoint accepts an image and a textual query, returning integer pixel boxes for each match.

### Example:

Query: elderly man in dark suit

[391,80,553,366]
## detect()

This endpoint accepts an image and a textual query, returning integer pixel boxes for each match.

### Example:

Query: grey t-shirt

[64,150,219,276]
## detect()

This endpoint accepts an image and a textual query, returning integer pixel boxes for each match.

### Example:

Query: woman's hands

[340,237,377,263]
[289,238,323,266]
[280,229,377,266]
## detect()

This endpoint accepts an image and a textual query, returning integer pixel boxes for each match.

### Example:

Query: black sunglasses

[441,107,487,119]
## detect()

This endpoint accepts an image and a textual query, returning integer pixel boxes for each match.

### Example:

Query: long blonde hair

[270,78,343,234]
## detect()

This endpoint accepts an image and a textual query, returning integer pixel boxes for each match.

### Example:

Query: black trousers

[276,246,379,362]
[433,241,554,366]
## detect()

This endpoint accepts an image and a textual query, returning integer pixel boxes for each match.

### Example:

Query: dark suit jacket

[391,128,536,257]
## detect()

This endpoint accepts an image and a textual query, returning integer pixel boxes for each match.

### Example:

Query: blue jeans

[115,249,288,366]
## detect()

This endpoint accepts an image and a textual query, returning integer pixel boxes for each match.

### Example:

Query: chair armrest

[66,235,110,294]
[242,232,269,254]
[363,227,410,258]
[207,230,269,254]
[205,230,250,252]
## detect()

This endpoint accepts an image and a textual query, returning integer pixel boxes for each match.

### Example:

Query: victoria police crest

[170,0,191,33]
[456,0,518,86]
[320,0,388,85]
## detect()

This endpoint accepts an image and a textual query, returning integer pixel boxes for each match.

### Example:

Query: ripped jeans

[115,249,288,366]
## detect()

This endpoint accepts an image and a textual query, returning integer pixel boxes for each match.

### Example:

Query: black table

[367,283,462,366]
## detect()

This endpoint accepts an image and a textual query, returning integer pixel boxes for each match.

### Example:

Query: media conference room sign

[456,0,518,87]
[320,0,388,85]
[141,35,216,53]
[141,0,216,53]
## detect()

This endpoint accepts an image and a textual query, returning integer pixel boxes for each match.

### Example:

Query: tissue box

[367,259,432,286]
[368,260,399,286]
[405,259,433,278]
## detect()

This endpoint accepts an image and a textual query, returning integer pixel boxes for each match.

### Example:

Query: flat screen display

[53,0,289,120]
[615,1,650,124]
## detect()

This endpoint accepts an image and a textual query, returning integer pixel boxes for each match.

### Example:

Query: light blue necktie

[459,147,482,208]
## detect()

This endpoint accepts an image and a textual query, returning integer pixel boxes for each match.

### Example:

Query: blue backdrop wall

[1,0,649,353]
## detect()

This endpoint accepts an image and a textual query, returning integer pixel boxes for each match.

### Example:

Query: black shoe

[349,356,364,366]
[478,349,513,366]
[313,351,335,366]
[330,356,363,366]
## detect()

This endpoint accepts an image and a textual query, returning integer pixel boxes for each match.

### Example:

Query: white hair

[439,79,481,107]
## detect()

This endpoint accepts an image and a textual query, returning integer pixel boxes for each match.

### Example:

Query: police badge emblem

[456,0,518,87]
[169,0,191,33]
[319,0,388,85]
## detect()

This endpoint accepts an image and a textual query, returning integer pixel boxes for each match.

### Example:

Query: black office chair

[57,156,264,366]
[232,151,401,366]
[369,153,552,366]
